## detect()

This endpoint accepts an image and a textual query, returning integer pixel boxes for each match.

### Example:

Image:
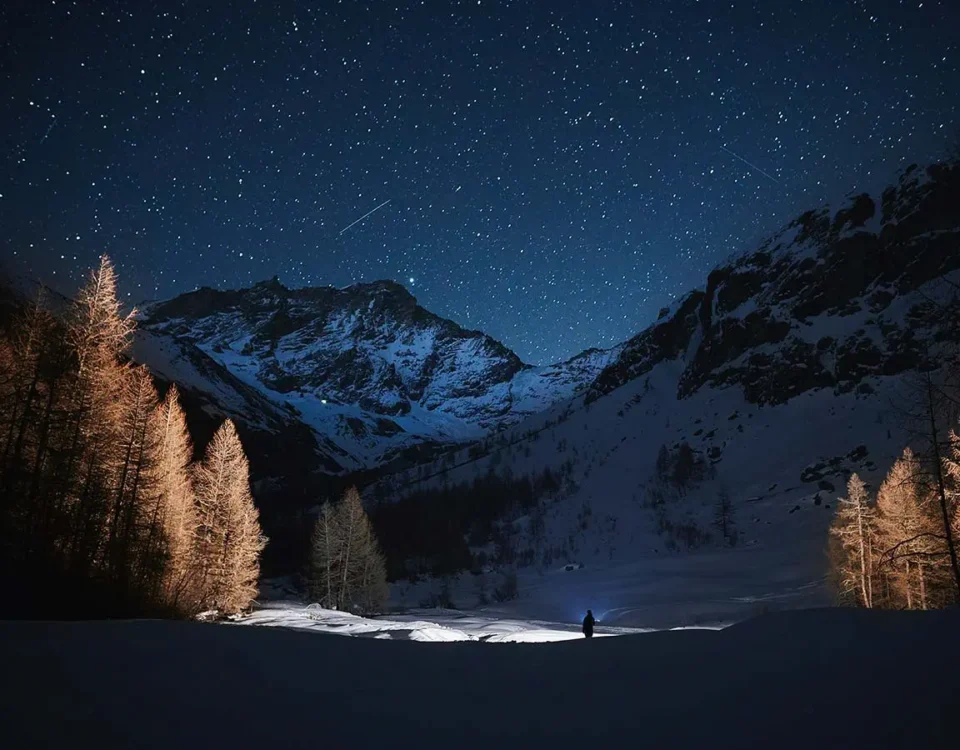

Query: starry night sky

[2,1,957,364]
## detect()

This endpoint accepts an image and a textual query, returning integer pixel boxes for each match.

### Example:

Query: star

[2,0,956,364]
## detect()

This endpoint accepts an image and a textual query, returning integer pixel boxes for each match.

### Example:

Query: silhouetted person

[582,609,595,639]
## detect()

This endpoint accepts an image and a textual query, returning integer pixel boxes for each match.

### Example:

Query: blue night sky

[2,0,957,363]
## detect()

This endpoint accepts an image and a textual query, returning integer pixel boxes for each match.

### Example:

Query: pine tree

[713,487,736,546]
[942,426,960,596]
[875,449,942,609]
[147,385,198,610]
[894,368,960,600]
[309,487,388,613]
[344,490,389,613]
[16,307,71,559]
[0,258,239,618]
[193,420,265,615]
[829,473,875,608]
[0,288,54,496]
[920,374,960,601]
[0,337,15,446]
[0,289,71,569]
[0,334,23,549]
[309,502,337,608]
[106,365,160,594]
[59,256,136,576]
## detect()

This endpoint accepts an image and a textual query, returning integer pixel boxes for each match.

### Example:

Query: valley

[112,159,960,623]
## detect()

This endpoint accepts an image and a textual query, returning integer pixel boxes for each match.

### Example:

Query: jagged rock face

[139,279,614,470]
[589,161,960,406]
[125,158,960,474]
[130,329,348,474]
[587,290,704,399]
[146,279,522,412]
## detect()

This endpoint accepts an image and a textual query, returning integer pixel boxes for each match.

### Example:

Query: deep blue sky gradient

[2,0,957,362]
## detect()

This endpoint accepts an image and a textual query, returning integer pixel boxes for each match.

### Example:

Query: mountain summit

[132,160,959,487]
[135,278,615,471]
[589,160,960,407]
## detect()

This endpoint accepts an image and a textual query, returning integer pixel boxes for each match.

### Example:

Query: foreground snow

[2,609,958,748]
[240,602,654,642]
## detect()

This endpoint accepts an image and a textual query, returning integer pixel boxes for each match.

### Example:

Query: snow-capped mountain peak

[135,277,616,471]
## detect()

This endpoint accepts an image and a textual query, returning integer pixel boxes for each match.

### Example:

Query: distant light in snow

[408,277,415,285]
[320,399,327,404]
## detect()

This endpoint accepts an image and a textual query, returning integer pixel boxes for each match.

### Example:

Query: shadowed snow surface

[241,603,647,641]
[1,609,958,748]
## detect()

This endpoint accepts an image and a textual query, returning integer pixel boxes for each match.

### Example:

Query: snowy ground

[371,355,892,634]
[3,609,958,748]
[241,602,658,642]
[248,518,829,643]
[390,539,830,631]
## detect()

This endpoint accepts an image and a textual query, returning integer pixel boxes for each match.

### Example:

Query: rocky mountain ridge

[4,159,958,587]
[368,158,960,600]
[132,159,960,486]
[136,277,617,472]
[587,160,960,408]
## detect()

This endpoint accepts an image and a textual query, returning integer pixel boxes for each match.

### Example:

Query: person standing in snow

[582,610,595,639]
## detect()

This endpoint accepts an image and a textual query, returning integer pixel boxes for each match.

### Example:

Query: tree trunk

[1,365,42,496]
[26,374,60,557]
[918,563,927,610]
[61,388,90,502]
[325,514,332,608]
[856,499,871,608]
[110,404,140,583]
[122,417,148,595]
[926,377,960,601]
[0,298,47,477]
[905,560,913,610]
[339,517,354,611]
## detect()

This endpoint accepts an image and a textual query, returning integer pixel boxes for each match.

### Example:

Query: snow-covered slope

[131,161,958,484]
[131,329,348,473]
[372,160,960,609]
[591,162,960,407]
[137,279,616,470]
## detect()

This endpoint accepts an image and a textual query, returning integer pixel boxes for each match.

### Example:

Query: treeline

[645,441,724,551]
[0,257,265,618]
[830,375,960,609]
[370,468,562,580]
[830,447,960,609]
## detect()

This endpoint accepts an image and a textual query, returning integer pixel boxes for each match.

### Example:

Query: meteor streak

[39,118,57,145]
[720,145,779,184]
[338,199,392,235]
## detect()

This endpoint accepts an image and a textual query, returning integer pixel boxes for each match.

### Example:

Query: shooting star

[339,199,392,235]
[39,117,57,145]
[720,145,779,184]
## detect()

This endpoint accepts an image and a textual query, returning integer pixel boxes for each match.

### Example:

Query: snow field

[3,608,959,748]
